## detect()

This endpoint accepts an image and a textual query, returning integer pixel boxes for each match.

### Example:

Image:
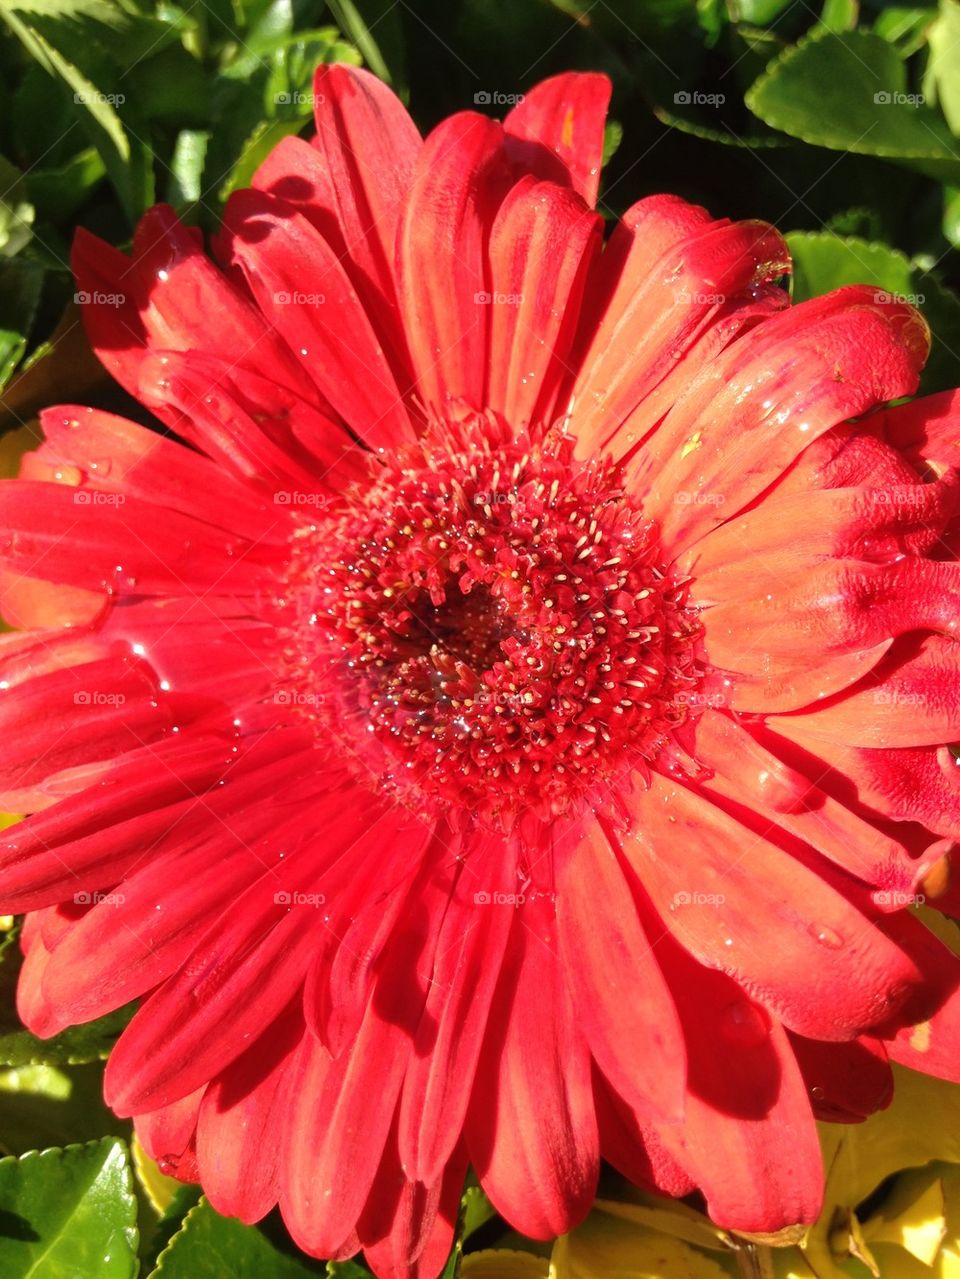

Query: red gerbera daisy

[2,63,960,1278]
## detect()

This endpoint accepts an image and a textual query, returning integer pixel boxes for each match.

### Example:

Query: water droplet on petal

[810,924,844,949]
[719,999,770,1046]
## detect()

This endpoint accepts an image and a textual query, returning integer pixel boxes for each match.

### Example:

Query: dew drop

[810,924,844,949]
[719,999,770,1046]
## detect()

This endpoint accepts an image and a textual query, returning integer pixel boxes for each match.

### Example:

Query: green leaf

[818,0,858,32]
[150,1198,322,1277]
[601,120,623,167]
[0,1138,138,1279]
[166,129,211,205]
[264,28,362,119]
[944,184,960,246]
[25,147,105,222]
[0,156,34,257]
[0,929,134,1067]
[872,6,938,57]
[746,29,960,181]
[0,0,154,221]
[219,116,307,199]
[923,0,960,135]
[324,0,407,94]
[0,1062,124,1155]
[0,256,43,391]
[786,230,960,395]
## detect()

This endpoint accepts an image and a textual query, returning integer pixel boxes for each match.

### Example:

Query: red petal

[0,480,271,596]
[556,821,686,1121]
[466,896,599,1239]
[691,711,921,898]
[635,289,930,553]
[36,405,291,544]
[570,218,788,456]
[620,773,923,1040]
[486,177,601,431]
[503,73,611,207]
[196,1006,304,1223]
[788,1034,892,1122]
[397,112,509,412]
[775,634,960,748]
[648,933,823,1233]
[221,189,415,448]
[397,839,514,1184]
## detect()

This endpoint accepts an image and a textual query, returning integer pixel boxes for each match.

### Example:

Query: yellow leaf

[554,1211,736,1279]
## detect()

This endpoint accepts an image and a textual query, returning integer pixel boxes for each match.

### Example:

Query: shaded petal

[397,112,509,412]
[632,289,930,553]
[196,1005,304,1223]
[503,73,611,208]
[486,177,601,431]
[555,821,686,1121]
[569,218,789,457]
[467,896,599,1240]
[620,773,923,1040]
[647,931,823,1233]
[221,189,415,448]
[774,634,960,748]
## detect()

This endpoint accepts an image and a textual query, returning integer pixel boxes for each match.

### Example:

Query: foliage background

[2,0,960,1275]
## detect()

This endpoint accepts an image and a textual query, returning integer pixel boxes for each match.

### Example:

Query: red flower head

[2,65,960,1278]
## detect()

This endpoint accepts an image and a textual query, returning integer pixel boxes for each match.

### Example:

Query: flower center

[284,415,701,826]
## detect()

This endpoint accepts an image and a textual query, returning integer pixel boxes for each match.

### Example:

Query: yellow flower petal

[461,1250,551,1279]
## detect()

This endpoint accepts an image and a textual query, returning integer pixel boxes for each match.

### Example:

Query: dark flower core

[287,415,702,824]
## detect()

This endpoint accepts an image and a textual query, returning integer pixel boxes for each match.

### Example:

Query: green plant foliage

[0,1138,138,1278]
